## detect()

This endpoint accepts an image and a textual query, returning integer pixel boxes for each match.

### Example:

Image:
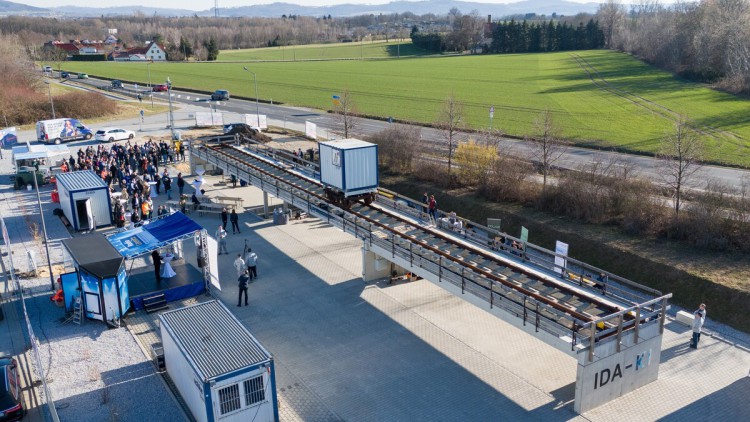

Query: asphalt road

[54,75,750,190]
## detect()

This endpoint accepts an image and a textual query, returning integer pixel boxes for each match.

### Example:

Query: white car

[95,127,135,142]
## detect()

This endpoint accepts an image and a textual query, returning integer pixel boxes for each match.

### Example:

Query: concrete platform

[149,175,750,421]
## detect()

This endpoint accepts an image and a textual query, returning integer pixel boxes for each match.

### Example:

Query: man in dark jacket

[177,173,185,196]
[221,208,228,231]
[152,250,162,283]
[237,270,249,306]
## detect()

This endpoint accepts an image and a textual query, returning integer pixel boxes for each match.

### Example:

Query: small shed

[160,301,279,422]
[56,170,112,231]
[61,234,128,323]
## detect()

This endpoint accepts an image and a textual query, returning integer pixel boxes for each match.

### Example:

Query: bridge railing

[194,145,594,351]
[373,188,663,307]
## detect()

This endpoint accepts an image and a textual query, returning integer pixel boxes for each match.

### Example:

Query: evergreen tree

[204,38,219,61]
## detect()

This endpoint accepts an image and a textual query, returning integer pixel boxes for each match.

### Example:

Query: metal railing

[191,148,669,350]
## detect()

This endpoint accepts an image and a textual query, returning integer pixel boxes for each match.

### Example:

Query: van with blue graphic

[36,118,93,144]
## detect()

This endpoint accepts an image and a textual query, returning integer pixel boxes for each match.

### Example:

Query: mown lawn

[219,40,431,61]
[59,50,750,166]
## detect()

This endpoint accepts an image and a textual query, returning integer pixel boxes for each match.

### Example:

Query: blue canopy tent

[105,212,208,310]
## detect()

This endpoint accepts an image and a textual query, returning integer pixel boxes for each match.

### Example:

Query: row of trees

[333,90,747,251]
[597,0,750,93]
[2,12,442,62]
[0,34,117,126]
[489,19,605,54]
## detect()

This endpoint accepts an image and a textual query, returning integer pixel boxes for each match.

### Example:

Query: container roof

[12,144,70,162]
[56,170,107,191]
[160,301,271,380]
[62,234,124,279]
[319,138,374,150]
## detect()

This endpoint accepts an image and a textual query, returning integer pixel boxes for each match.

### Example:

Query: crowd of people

[57,139,187,227]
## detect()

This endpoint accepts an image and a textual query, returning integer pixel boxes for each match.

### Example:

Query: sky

[19,0,664,12]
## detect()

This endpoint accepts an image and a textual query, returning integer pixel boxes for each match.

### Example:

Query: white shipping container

[160,301,279,422]
[56,170,112,231]
[319,139,378,197]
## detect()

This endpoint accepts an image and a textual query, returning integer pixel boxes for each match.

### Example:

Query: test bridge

[192,139,672,413]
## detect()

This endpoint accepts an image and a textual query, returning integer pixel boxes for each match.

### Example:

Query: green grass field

[58,49,750,166]
[219,40,431,61]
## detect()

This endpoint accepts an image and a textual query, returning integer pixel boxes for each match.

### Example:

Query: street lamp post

[31,168,55,291]
[242,67,260,127]
[147,61,154,109]
[167,77,175,139]
[46,82,55,119]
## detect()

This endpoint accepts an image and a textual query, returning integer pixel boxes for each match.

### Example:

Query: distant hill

[228,1,600,18]
[0,0,46,14]
[1,0,600,18]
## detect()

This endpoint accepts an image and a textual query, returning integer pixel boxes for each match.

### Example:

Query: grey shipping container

[319,139,378,208]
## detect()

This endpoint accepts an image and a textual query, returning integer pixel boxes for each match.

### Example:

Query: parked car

[152,84,168,92]
[77,73,88,79]
[60,71,69,78]
[94,128,135,142]
[111,80,123,89]
[0,357,24,422]
[211,89,230,101]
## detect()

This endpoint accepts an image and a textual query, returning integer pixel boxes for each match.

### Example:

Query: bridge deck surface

[192,180,750,421]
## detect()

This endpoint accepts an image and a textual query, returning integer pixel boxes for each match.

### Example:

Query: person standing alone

[428,195,438,225]
[230,209,240,234]
[177,173,185,196]
[221,208,228,231]
[690,303,706,349]
[237,270,249,307]
[245,248,258,280]
[151,249,162,284]
[234,254,245,278]
[216,225,228,255]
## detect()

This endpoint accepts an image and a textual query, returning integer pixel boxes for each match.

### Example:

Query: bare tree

[658,116,704,219]
[597,0,626,49]
[436,94,464,174]
[528,108,567,192]
[366,124,422,173]
[332,89,358,138]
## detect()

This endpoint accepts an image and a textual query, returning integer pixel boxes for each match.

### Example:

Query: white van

[36,118,93,144]
[43,65,52,73]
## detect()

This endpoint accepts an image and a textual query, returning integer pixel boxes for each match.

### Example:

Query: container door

[79,270,103,321]
[75,198,94,230]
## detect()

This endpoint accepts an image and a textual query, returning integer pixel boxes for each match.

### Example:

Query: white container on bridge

[319,138,378,198]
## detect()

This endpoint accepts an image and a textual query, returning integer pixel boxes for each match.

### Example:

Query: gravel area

[25,290,186,421]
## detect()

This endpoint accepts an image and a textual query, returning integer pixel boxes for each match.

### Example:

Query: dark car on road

[211,89,230,101]
[111,80,123,89]
[152,84,169,92]
[60,71,69,78]
[0,357,24,422]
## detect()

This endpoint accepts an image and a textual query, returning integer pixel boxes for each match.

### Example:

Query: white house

[145,43,166,61]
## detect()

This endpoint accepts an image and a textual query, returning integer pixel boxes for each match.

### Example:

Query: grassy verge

[58,50,750,167]
[381,172,750,333]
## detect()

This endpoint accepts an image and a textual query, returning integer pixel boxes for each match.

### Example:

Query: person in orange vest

[141,198,153,220]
